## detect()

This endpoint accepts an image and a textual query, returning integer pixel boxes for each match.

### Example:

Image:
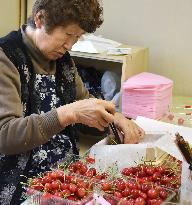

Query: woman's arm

[0,50,116,154]
[0,49,64,155]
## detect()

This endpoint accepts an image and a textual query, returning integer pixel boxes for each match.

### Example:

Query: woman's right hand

[57,98,116,131]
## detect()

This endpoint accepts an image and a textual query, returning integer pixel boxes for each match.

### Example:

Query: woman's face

[34,24,85,60]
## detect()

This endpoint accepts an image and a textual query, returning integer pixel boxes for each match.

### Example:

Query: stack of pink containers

[122,72,173,120]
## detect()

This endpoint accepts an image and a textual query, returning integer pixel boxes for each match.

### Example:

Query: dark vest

[0,28,78,205]
[0,29,76,115]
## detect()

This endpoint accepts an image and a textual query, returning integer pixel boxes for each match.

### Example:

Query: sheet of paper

[123,72,173,89]
[90,144,148,171]
[135,116,192,161]
[135,116,192,143]
[71,34,121,53]
[72,40,99,53]
[90,117,192,171]
[82,34,121,47]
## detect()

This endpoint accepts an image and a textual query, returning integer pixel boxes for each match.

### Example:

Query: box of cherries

[24,154,108,205]
[24,152,181,205]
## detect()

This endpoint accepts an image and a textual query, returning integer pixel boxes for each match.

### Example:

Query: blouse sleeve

[0,48,63,155]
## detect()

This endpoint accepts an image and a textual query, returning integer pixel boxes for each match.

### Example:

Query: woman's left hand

[114,112,145,144]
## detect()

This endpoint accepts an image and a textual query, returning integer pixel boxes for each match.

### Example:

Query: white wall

[96,0,192,96]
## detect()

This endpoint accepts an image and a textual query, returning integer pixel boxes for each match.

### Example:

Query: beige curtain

[27,0,35,18]
[0,0,27,36]
[20,0,27,25]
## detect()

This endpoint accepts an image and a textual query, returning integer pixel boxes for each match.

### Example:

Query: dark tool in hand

[100,93,122,144]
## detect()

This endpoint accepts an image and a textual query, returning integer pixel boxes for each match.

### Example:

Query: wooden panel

[0,0,21,36]
[27,0,35,17]
[71,45,149,87]
[20,0,27,25]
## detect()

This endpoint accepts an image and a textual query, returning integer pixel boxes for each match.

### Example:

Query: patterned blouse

[0,29,79,205]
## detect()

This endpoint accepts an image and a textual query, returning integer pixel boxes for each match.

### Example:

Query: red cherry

[152,172,161,181]
[159,189,168,199]
[62,189,71,197]
[31,183,44,191]
[139,191,147,199]
[85,170,94,178]
[156,166,166,174]
[75,170,81,175]
[121,168,133,176]
[77,181,87,189]
[155,199,163,205]
[89,167,97,175]
[66,175,75,183]
[44,183,52,191]
[100,172,109,179]
[68,164,76,173]
[104,196,116,205]
[54,191,63,198]
[60,183,69,190]
[141,184,152,193]
[50,171,60,180]
[161,175,171,185]
[68,183,77,193]
[149,199,162,205]
[56,169,65,181]
[86,156,95,164]
[126,199,135,205]
[167,113,174,120]
[122,188,131,197]
[42,176,52,184]
[135,197,145,205]
[137,170,146,178]
[114,191,122,199]
[178,117,184,125]
[116,180,126,191]
[41,193,53,205]
[126,181,138,189]
[95,174,102,180]
[31,178,42,186]
[75,161,83,169]
[77,187,86,198]
[67,195,78,201]
[146,167,155,176]
[102,181,112,191]
[147,188,158,199]
[130,189,140,199]
[51,181,60,190]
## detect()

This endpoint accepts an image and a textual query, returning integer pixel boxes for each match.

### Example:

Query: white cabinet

[70,44,149,88]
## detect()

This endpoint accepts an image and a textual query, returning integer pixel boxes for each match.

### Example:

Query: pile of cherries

[26,156,181,205]
[28,169,95,204]
[121,164,181,191]
[67,156,108,180]
[27,156,108,204]
[100,177,174,205]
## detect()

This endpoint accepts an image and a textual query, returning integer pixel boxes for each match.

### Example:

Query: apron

[27,74,79,176]
[0,74,79,205]
[0,29,79,205]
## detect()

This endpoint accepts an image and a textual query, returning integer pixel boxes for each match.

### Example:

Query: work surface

[79,95,192,155]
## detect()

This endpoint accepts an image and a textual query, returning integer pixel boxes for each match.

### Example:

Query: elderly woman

[0,0,144,204]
